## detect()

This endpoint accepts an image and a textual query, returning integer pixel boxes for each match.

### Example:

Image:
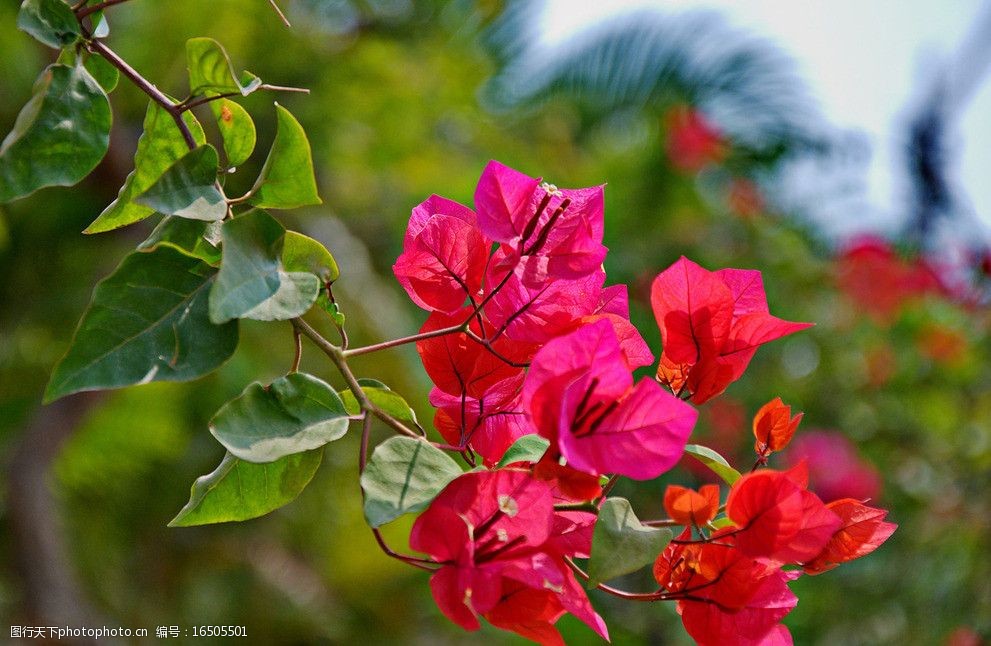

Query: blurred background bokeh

[1,1,989,643]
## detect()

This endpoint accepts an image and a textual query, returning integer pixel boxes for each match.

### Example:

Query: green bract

[210,372,350,463]
[588,497,673,587]
[169,450,323,527]
[211,98,256,168]
[0,63,111,203]
[45,246,238,403]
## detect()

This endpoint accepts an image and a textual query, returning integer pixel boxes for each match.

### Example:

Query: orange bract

[663,484,720,526]
[753,397,803,456]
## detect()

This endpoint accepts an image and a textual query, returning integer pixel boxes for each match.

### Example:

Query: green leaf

[210,98,256,168]
[18,0,80,49]
[339,379,419,428]
[57,48,119,93]
[90,8,109,38]
[85,101,206,233]
[710,516,735,529]
[496,434,551,467]
[186,37,262,97]
[209,210,319,323]
[210,372,349,463]
[138,217,222,266]
[248,104,321,209]
[588,498,673,586]
[169,449,322,527]
[319,297,346,326]
[45,246,238,403]
[134,144,227,221]
[683,444,741,485]
[360,436,463,528]
[282,231,339,282]
[0,64,110,203]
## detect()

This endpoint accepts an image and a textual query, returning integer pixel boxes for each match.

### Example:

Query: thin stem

[371,528,437,572]
[342,322,466,358]
[290,326,303,373]
[553,502,599,514]
[267,0,292,28]
[359,412,372,472]
[178,84,310,112]
[598,474,620,501]
[463,329,529,368]
[565,558,670,601]
[292,318,419,438]
[76,0,134,20]
[642,519,682,528]
[86,39,197,150]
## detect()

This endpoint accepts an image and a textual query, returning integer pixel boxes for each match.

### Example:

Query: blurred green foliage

[1,1,988,644]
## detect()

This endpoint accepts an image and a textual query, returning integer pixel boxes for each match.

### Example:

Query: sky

[540,0,991,243]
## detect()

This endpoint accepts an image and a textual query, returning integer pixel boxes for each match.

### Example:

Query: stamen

[519,191,553,245]
[523,198,571,256]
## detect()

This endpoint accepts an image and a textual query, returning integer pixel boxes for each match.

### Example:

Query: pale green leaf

[683,444,741,484]
[85,101,206,233]
[17,0,79,49]
[138,217,222,266]
[247,104,321,209]
[169,450,322,526]
[360,436,462,527]
[282,231,339,282]
[134,144,227,221]
[186,37,262,96]
[0,64,110,203]
[211,98,256,167]
[588,497,673,586]
[496,434,551,467]
[208,209,319,323]
[210,372,349,463]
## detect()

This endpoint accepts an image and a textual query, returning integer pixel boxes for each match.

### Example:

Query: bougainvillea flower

[532,454,604,502]
[651,257,812,404]
[523,320,697,480]
[654,527,781,611]
[416,308,525,399]
[783,431,882,503]
[409,470,608,643]
[726,466,841,564]
[474,160,607,287]
[677,568,800,646]
[393,195,489,314]
[483,257,607,345]
[753,397,803,457]
[664,105,727,173]
[430,374,528,464]
[484,255,652,367]
[663,484,720,526]
[802,498,897,575]
[835,236,944,324]
[727,177,764,219]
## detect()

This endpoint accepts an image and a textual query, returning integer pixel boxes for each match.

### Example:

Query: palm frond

[483,5,828,154]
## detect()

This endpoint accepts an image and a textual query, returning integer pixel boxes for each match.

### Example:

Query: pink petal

[558,378,697,480]
[474,160,541,242]
[651,256,735,366]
